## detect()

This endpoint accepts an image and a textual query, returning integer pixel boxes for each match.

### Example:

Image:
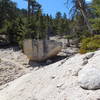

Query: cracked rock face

[78,66,100,90]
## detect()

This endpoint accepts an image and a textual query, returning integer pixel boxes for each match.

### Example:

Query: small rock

[51,76,56,79]
[78,66,100,90]
[57,83,64,88]
[83,53,94,60]
[46,59,52,64]
[26,65,31,68]
[73,68,82,76]
[33,67,39,71]
[22,63,28,65]
[82,60,88,66]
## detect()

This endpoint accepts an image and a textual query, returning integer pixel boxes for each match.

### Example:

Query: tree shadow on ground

[0,43,20,51]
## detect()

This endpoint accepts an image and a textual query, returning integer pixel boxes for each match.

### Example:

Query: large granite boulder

[23,39,62,61]
[78,66,100,90]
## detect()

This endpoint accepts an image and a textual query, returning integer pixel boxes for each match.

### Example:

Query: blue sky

[12,0,92,18]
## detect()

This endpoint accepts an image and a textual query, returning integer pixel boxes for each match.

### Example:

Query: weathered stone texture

[23,39,62,61]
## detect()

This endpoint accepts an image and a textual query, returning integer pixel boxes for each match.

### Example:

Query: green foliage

[65,34,74,39]
[53,12,70,36]
[0,0,100,51]
[80,35,100,54]
[91,0,100,16]
[90,18,100,31]
[90,0,100,33]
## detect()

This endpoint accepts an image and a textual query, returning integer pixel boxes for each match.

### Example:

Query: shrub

[80,35,100,54]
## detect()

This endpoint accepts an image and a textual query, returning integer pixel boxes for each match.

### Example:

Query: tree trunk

[32,5,34,16]
[77,0,93,35]
[28,0,31,20]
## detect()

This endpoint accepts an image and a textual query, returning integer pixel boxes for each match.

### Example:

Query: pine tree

[90,0,100,34]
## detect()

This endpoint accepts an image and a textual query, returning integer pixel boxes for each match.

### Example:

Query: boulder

[78,66,100,90]
[23,39,62,61]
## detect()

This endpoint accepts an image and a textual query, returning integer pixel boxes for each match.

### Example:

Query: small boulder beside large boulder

[78,66,100,90]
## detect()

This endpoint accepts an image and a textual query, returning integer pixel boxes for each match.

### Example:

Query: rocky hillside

[0,49,100,100]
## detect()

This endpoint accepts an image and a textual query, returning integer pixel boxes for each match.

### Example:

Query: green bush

[80,35,100,54]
